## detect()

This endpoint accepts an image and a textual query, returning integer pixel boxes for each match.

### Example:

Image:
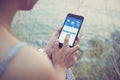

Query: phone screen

[59,14,84,47]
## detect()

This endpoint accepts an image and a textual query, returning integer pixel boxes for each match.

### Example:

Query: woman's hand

[45,27,80,69]
[45,27,62,59]
[51,34,80,80]
[45,27,80,80]
[45,27,80,60]
[52,34,80,69]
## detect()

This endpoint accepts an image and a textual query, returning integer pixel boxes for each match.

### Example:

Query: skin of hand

[50,33,80,80]
[52,34,80,69]
[45,27,80,60]
[45,27,62,59]
[45,27,80,80]
[45,27,80,68]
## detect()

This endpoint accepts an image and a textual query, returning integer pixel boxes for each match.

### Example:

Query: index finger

[54,27,62,37]
[62,34,70,49]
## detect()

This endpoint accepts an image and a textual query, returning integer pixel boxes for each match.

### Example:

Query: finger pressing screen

[62,34,70,48]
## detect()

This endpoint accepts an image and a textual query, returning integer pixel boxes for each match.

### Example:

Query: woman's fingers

[51,33,80,68]
[74,40,78,46]
[62,34,70,49]
[74,40,80,55]
[53,39,59,53]
[67,54,77,68]
[76,36,80,42]
[54,27,62,37]
[74,36,80,46]
[71,45,80,54]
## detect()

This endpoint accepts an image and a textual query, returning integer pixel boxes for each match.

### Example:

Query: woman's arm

[1,46,56,80]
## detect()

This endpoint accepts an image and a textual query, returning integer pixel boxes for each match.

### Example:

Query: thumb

[54,27,62,37]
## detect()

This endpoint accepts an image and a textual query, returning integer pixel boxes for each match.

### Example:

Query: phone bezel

[58,13,84,48]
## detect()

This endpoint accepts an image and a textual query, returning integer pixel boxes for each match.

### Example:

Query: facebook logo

[65,17,82,29]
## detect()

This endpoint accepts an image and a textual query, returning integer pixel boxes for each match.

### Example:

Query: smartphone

[58,13,84,48]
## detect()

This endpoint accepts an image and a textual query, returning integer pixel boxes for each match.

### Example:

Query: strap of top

[0,42,27,75]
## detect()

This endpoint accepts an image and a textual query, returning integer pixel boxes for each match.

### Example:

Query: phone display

[58,13,84,47]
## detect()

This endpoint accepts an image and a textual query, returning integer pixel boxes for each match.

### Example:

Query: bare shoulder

[1,45,55,80]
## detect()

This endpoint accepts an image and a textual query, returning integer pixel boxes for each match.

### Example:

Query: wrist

[54,64,67,75]
[54,65,67,80]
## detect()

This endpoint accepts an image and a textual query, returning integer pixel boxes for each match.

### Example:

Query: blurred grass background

[11,0,120,80]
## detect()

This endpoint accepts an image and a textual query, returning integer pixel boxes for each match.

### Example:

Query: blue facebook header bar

[65,17,82,29]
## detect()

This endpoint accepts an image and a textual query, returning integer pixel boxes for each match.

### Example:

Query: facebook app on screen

[59,17,82,46]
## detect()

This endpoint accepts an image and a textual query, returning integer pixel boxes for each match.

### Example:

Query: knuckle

[72,55,77,61]
[74,57,77,61]
[76,45,80,50]
[72,59,76,65]
[61,48,65,52]
[72,57,77,64]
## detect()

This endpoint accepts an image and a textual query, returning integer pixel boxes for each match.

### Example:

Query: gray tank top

[0,43,27,76]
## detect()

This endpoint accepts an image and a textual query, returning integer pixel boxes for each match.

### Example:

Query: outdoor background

[11,0,120,80]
